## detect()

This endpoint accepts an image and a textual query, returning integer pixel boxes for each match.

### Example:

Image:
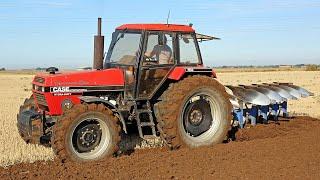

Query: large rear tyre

[17,95,37,144]
[52,103,121,162]
[155,76,232,149]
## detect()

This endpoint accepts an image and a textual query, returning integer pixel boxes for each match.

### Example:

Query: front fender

[79,96,127,133]
[79,96,117,110]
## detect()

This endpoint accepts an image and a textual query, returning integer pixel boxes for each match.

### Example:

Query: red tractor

[17,18,232,162]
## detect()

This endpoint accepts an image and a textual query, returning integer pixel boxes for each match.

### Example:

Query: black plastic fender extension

[79,96,127,133]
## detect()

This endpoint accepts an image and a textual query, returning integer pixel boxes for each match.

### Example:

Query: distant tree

[0,68,5,71]
[35,67,46,71]
[305,64,319,71]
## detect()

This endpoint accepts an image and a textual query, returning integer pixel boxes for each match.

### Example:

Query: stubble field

[0,70,319,179]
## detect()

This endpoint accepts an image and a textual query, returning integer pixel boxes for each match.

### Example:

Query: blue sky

[0,0,319,69]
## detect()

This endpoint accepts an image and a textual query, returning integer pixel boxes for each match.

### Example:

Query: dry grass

[214,67,305,73]
[0,75,54,167]
[0,70,38,75]
[0,71,319,167]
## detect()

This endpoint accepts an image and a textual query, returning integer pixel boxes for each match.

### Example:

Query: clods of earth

[1,116,319,179]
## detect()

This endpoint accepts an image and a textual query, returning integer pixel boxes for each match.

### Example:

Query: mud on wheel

[155,75,232,149]
[52,103,121,162]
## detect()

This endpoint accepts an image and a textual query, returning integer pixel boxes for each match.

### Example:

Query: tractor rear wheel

[155,76,232,149]
[52,103,121,162]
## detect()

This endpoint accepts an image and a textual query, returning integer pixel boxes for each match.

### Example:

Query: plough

[227,82,314,128]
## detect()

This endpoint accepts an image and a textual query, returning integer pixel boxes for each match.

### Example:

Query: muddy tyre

[52,103,121,162]
[17,95,36,143]
[155,76,232,149]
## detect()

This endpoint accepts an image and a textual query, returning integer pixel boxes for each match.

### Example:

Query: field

[0,70,319,179]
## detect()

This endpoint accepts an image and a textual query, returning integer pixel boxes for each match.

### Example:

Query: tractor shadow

[118,116,298,154]
[118,124,164,156]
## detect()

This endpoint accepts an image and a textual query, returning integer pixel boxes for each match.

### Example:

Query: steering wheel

[143,55,158,65]
[145,56,156,62]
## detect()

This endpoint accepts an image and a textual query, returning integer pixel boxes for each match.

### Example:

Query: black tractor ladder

[134,101,157,139]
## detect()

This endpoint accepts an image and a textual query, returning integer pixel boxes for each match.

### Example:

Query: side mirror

[183,37,189,43]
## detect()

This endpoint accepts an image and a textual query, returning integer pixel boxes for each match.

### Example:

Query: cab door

[136,32,176,99]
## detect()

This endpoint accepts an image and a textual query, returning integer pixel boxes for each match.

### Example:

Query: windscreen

[105,31,142,66]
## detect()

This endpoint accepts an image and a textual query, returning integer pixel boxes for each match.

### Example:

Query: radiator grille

[34,76,45,84]
[34,92,47,106]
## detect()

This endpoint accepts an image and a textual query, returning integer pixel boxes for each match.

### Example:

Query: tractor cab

[104,24,217,100]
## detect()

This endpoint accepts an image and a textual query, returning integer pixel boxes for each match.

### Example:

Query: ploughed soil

[1,116,320,179]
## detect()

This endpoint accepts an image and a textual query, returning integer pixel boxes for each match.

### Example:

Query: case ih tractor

[17,18,312,162]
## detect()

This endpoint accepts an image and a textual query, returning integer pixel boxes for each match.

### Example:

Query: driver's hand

[144,51,152,58]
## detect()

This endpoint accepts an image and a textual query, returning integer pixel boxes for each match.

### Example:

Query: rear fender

[168,67,216,80]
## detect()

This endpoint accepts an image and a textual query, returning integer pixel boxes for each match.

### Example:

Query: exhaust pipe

[93,17,104,69]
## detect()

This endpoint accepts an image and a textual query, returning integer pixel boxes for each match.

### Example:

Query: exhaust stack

[93,17,104,69]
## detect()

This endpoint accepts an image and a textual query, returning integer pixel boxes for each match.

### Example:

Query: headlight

[33,84,46,92]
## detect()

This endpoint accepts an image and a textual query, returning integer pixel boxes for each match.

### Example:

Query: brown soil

[1,116,320,180]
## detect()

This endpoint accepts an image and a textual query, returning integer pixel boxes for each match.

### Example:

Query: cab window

[179,34,200,64]
[144,32,174,65]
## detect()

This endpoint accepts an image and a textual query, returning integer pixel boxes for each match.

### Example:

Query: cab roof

[116,24,195,32]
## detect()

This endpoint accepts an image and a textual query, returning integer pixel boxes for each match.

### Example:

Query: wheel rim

[181,92,221,143]
[70,117,111,160]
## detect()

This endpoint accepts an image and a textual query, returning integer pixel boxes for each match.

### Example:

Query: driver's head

[158,34,167,45]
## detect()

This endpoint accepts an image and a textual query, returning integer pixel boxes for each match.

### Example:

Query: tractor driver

[144,34,173,64]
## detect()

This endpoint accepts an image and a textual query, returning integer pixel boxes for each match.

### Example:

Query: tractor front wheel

[52,103,121,162]
[155,76,232,149]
